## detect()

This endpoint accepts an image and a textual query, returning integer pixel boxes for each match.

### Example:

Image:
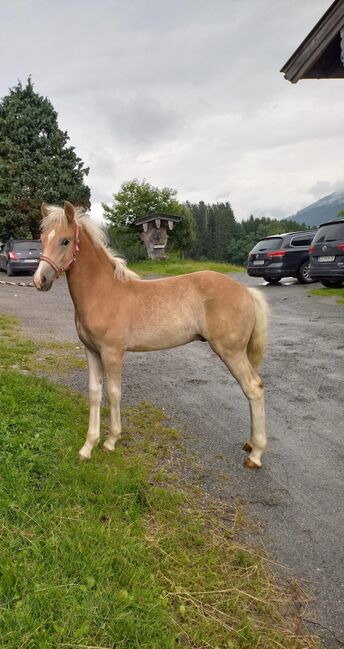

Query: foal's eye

[61,239,70,246]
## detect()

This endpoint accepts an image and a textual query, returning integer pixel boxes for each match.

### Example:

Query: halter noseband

[40,224,80,279]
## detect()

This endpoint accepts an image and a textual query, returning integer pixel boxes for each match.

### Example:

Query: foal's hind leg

[79,348,103,460]
[101,349,123,453]
[215,349,267,469]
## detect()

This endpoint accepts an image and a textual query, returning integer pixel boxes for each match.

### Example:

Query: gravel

[0,271,343,647]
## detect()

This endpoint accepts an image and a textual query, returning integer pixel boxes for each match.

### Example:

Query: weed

[0,317,321,648]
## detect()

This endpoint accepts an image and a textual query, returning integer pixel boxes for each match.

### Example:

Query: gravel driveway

[0,272,343,647]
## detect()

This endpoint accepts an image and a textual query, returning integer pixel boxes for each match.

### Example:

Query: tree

[188,201,236,261]
[0,78,90,239]
[103,178,195,257]
[227,216,309,265]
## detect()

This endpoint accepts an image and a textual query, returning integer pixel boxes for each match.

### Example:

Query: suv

[247,230,316,284]
[0,239,41,276]
[308,218,344,288]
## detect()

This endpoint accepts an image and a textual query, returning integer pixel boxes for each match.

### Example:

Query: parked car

[0,239,41,276]
[308,218,344,288]
[247,230,317,284]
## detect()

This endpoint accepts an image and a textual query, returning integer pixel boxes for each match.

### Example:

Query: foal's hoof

[79,450,91,461]
[242,442,253,453]
[243,457,260,470]
[103,441,115,453]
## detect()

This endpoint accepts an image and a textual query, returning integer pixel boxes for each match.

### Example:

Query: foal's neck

[66,228,116,311]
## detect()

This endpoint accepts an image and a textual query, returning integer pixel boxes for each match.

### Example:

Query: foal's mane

[41,205,139,281]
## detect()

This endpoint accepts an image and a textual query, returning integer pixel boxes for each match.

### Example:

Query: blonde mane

[41,205,139,281]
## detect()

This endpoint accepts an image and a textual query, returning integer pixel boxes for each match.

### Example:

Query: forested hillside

[186,202,308,265]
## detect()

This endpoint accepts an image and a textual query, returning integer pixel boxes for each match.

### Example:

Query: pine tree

[188,201,236,261]
[0,78,90,238]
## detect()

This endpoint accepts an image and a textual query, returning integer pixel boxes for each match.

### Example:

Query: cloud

[1,0,340,221]
[308,179,344,199]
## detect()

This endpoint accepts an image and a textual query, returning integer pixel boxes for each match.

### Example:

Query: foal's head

[34,201,79,291]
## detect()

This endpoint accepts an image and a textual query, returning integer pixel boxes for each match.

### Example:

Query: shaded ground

[0,272,343,647]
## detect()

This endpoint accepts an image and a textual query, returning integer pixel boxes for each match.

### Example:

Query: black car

[0,239,41,276]
[247,230,316,284]
[308,218,344,288]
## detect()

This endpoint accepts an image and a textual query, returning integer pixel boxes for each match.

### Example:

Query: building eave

[133,213,182,227]
[281,0,344,82]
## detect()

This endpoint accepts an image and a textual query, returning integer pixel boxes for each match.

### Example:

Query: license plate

[253,260,264,266]
[24,258,38,263]
[318,256,335,262]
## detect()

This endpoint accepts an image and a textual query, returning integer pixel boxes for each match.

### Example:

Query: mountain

[287,189,344,227]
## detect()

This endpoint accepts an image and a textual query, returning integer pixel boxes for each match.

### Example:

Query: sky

[1,0,344,222]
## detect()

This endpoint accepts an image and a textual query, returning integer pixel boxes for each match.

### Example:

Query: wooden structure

[133,213,181,260]
[281,0,344,82]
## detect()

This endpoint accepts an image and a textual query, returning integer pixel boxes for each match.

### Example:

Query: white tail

[246,288,269,370]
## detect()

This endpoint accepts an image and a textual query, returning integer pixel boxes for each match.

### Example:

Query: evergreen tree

[0,78,90,239]
[187,201,208,258]
[188,201,236,261]
[212,202,236,261]
[227,216,310,265]
[187,201,309,266]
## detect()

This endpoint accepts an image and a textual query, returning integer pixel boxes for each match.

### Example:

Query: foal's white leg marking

[247,392,266,467]
[79,349,103,460]
[215,349,267,468]
[101,352,123,453]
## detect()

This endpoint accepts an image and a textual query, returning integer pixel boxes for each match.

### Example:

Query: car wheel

[320,278,344,288]
[6,263,14,277]
[264,277,281,284]
[297,261,314,284]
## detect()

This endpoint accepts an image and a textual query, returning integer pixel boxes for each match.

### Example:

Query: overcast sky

[2,0,343,221]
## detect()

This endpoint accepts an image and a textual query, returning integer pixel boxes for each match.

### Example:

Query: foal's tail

[246,288,269,370]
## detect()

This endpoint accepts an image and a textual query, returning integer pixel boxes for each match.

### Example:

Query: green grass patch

[310,287,344,304]
[0,314,86,376]
[129,256,244,277]
[0,314,36,371]
[0,315,320,648]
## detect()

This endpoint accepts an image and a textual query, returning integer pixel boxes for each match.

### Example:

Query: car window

[250,238,282,253]
[12,241,41,252]
[313,222,344,243]
[290,234,314,246]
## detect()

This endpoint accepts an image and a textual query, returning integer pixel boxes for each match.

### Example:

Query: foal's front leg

[101,350,123,453]
[79,348,103,460]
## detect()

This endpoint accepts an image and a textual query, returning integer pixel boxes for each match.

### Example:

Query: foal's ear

[64,201,75,224]
[41,202,49,218]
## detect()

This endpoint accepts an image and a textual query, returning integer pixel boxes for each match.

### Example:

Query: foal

[34,202,269,469]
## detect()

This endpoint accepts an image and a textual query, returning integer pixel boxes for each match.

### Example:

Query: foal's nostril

[41,274,47,289]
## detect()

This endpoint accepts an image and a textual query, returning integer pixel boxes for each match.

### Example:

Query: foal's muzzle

[33,263,54,291]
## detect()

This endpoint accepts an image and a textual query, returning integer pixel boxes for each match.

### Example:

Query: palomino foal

[34,202,269,469]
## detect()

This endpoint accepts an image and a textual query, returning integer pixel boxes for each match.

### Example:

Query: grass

[0,314,321,648]
[310,287,344,304]
[129,256,244,277]
[0,314,86,376]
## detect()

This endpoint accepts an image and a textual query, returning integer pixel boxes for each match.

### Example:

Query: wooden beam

[281,0,344,82]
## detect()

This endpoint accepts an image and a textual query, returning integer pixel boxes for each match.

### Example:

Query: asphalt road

[0,271,343,647]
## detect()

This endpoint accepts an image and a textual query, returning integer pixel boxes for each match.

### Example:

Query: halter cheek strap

[40,224,80,279]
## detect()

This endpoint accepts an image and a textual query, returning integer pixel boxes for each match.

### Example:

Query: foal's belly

[126,328,203,352]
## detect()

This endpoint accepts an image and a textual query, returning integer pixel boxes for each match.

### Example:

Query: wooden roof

[281,0,344,82]
[134,212,182,226]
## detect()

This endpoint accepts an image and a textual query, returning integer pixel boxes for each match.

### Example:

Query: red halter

[40,224,80,279]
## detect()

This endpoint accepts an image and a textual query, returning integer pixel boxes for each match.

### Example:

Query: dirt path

[1,272,343,647]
